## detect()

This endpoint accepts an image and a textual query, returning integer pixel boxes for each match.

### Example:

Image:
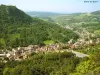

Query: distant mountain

[91,10,100,15]
[26,11,61,17]
[52,10,100,26]
[0,4,33,25]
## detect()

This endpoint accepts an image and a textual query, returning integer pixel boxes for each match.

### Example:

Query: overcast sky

[0,0,100,13]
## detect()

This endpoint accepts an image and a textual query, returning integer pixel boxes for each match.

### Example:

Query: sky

[0,0,100,13]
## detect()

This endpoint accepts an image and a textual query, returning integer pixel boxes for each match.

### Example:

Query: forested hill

[0,4,33,25]
[0,5,79,49]
[91,10,100,15]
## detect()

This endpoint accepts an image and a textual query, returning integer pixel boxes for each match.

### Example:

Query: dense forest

[0,52,80,75]
[0,5,33,25]
[0,5,79,49]
[0,51,100,75]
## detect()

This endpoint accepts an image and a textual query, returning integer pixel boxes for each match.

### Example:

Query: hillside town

[0,37,100,62]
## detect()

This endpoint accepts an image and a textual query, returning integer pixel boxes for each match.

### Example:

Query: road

[71,50,89,58]
[59,49,89,58]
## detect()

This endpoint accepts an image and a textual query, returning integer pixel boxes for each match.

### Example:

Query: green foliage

[52,13,100,27]
[85,67,100,75]
[91,10,100,15]
[70,60,97,75]
[43,40,54,45]
[0,4,33,25]
[0,5,79,49]
[2,52,81,75]
[52,12,100,39]
[81,22,100,33]
[3,67,10,75]
[70,51,100,75]
[77,44,100,55]
[0,62,4,75]
[76,60,96,74]
[94,30,100,37]
[0,38,6,49]
[0,4,100,75]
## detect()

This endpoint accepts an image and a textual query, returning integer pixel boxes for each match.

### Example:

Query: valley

[0,4,100,75]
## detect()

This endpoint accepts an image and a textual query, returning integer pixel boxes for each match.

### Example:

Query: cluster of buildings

[0,37,100,62]
[0,44,61,62]
[68,38,100,49]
